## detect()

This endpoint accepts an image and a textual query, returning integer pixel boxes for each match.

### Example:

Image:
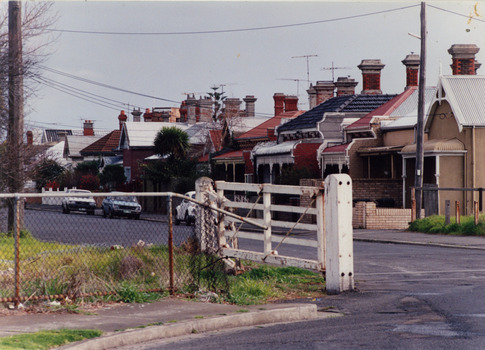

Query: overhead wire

[46,4,421,36]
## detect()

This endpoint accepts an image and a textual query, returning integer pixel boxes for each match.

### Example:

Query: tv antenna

[292,54,318,88]
[321,61,352,82]
[277,78,306,98]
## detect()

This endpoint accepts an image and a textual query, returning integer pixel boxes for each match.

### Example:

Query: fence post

[216,187,227,248]
[316,182,325,271]
[263,190,272,255]
[167,195,174,295]
[411,187,416,222]
[445,200,451,225]
[195,177,214,252]
[455,201,460,224]
[325,174,354,294]
[475,201,479,225]
[14,196,20,307]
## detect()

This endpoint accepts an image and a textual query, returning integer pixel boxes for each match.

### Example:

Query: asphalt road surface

[125,241,485,349]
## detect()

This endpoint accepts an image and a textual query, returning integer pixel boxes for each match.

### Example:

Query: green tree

[154,127,190,161]
[33,159,65,190]
[99,164,126,191]
[207,85,226,121]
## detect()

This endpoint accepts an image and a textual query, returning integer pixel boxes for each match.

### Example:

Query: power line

[428,4,485,23]
[38,65,181,104]
[46,4,420,36]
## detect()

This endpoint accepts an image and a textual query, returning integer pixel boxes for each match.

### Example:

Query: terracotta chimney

[449,44,480,75]
[402,53,420,89]
[273,93,285,116]
[26,130,33,146]
[243,95,257,117]
[83,120,94,136]
[358,59,385,94]
[131,108,142,122]
[284,95,298,112]
[118,110,127,130]
[309,81,335,109]
[334,77,358,96]
[143,108,153,122]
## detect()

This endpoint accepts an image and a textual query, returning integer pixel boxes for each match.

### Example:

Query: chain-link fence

[0,192,201,304]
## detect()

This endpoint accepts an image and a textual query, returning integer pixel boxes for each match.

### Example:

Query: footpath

[1,229,484,349]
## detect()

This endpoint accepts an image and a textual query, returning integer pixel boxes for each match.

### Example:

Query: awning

[357,145,405,156]
[400,138,466,155]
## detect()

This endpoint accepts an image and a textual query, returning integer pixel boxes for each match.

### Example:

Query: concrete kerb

[59,304,318,350]
[354,237,485,251]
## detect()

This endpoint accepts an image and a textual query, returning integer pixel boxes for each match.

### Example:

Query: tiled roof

[209,129,223,152]
[277,94,397,133]
[212,150,243,160]
[322,143,351,153]
[80,130,121,155]
[237,110,304,140]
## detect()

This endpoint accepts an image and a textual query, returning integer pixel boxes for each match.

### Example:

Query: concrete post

[325,174,354,294]
[195,177,214,252]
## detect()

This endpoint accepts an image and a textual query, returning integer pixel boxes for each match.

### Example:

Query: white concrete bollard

[324,174,354,294]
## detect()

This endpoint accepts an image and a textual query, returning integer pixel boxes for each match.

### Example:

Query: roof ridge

[336,95,358,112]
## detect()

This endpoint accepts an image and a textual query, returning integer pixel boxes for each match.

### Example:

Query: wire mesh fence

[0,192,200,303]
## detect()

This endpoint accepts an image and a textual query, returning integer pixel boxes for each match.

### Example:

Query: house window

[124,167,131,182]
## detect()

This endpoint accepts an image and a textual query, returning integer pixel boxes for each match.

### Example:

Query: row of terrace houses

[32,43,485,216]
[211,44,485,215]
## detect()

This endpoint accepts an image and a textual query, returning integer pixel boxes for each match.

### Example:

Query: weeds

[409,214,485,235]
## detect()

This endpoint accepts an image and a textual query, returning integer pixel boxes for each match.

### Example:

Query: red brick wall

[123,148,156,180]
[353,178,402,207]
[406,67,419,87]
[294,142,320,175]
[452,58,475,75]
[362,73,381,93]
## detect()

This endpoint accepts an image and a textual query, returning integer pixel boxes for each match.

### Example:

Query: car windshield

[69,189,91,194]
[112,196,137,202]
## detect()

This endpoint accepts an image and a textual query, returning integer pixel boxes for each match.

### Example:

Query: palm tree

[154,126,190,161]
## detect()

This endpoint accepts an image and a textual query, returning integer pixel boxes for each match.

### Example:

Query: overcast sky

[23,1,485,131]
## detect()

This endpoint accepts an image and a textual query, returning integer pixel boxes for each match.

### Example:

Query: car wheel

[135,214,140,220]
[62,205,70,214]
[185,212,191,226]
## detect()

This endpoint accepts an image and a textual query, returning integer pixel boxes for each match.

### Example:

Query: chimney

[224,98,242,117]
[449,44,480,75]
[284,95,298,112]
[26,130,33,146]
[131,108,142,122]
[358,59,385,94]
[308,81,335,109]
[402,53,420,89]
[118,110,127,130]
[273,93,285,116]
[83,120,94,136]
[199,97,213,122]
[186,95,198,124]
[334,77,358,96]
[475,60,482,74]
[143,108,153,122]
[243,95,257,117]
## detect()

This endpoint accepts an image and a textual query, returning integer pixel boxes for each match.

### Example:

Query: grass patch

[226,265,325,305]
[0,329,102,350]
[409,214,485,235]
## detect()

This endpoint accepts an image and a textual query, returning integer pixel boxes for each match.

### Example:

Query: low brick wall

[353,201,423,230]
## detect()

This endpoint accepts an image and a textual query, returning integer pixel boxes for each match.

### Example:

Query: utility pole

[292,54,318,88]
[8,1,24,230]
[415,2,426,219]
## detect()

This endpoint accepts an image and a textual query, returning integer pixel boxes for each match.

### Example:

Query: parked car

[61,189,96,215]
[175,191,196,225]
[102,193,142,219]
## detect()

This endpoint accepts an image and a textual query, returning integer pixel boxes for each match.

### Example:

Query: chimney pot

[83,120,94,136]
[284,95,298,112]
[308,81,335,109]
[334,77,358,96]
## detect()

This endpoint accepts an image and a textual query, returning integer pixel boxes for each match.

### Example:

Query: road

[124,241,485,349]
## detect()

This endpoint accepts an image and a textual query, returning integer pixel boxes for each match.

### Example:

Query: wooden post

[167,195,174,295]
[316,182,325,271]
[263,191,272,254]
[455,201,460,224]
[475,201,479,225]
[325,174,354,294]
[445,200,451,225]
[411,187,416,222]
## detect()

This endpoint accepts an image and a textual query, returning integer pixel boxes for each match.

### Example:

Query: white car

[175,191,196,226]
[61,189,96,215]
[102,193,142,219]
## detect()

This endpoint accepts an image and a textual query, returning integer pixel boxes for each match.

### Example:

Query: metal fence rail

[0,192,196,304]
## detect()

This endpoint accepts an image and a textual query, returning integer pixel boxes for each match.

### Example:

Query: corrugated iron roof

[252,140,300,156]
[401,138,465,154]
[436,75,485,128]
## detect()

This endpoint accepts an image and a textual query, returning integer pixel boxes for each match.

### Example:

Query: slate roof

[277,94,397,133]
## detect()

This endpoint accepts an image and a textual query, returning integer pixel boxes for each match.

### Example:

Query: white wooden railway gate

[195,174,354,294]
